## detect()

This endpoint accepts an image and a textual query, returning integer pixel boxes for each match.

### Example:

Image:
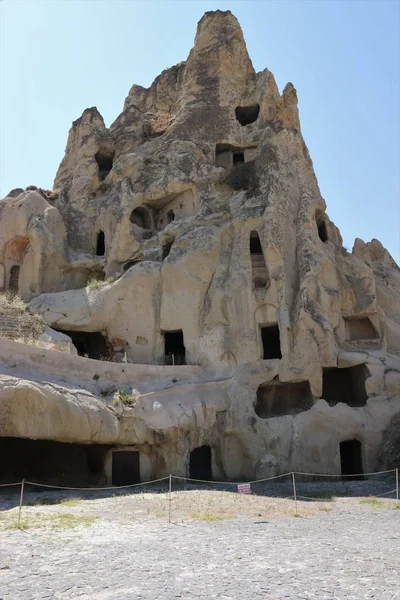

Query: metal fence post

[17,479,25,529]
[396,468,399,508]
[168,474,172,523]
[292,472,298,516]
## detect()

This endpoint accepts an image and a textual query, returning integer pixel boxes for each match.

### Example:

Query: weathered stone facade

[0,10,399,485]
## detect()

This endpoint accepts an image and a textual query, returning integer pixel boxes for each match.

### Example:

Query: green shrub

[112,389,140,408]
[229,161,258,192]
[87,275,118,290]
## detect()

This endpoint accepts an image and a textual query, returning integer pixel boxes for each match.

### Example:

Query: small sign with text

[237,483,251,494]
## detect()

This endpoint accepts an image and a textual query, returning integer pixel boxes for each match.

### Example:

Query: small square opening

[260,324,282,359]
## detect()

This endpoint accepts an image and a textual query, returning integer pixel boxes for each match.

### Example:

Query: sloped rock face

[0,10,399,483]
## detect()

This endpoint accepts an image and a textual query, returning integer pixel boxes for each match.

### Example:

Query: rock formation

[0,10,399,485]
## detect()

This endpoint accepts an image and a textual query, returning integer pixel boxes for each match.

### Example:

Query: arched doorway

[189,446,212,480]
[340,439,364,480]
[9,265,20,293]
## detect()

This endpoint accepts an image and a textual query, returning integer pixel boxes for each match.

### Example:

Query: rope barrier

[0,482,22,487]
[0,468,397,492]
[171,472,293,485]
[372,488,397,498]
[294,469,396,478]
[23,476,169,492]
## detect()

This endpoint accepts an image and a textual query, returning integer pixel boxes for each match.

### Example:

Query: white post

[396,468,399,508]
[172,354,175,366]
[168,474,172,523]
[292,472,298,516]
[17,479,25,529]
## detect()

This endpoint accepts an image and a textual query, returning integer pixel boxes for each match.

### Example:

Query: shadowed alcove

[340,439,364,479]
[189,446,212,480]
[260,324,282,359]
[255,380,313,418]
[0,438,109,485]
[235,104,260,126]
[163,330,186,365]
[96,231,105,256]
[112,451,140,486]
[95,150,114,181]
[322,365,369,407]
[56,330,111,360]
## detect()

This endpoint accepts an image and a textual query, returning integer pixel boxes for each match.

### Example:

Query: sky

[0,0,399,262]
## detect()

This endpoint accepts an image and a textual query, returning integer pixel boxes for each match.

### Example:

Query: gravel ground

[0,481,399,600]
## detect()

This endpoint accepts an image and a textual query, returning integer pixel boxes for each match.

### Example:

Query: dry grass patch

[2,512,98,531]
[359,498,399,510]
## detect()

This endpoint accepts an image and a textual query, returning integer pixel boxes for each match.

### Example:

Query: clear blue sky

[1,0,399,262]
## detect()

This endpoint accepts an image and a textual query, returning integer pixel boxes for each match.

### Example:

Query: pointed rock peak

[282,83,298,106]
[72,107,106,130]
[194,10,246,52]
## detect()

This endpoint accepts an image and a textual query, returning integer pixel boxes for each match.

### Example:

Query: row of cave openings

[62,328,187,365]
[92,105,261,183]
[254,363,369,419]
[0,438,364,486]
[62,317,377,368]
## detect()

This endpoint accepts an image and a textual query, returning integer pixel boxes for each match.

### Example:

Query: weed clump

[112,389,140,408]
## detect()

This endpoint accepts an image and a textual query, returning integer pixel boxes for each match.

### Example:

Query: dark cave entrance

[235,104,260,126]
[95,150,114,181]
[9,265,20,293]
[162,241,173,260]
[189,446,212,480]
[57,330,111,360]
[340,440,364,480]
[0,437,109,485]
[316,211,328,243]
[233,151,245,165]
[255,380,313,418]
[322,365,368,407]
[112,451,140,486]
[166,210,175,224]
[130,206,152,229]
[164,330,186,365]
[260,324,282,359]
[96,231,105,256]
[250,231,268,289]
[250,231,263,254]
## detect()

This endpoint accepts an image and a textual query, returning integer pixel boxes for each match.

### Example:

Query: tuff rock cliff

[0,11,399,484]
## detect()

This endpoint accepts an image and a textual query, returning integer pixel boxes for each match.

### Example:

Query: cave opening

[316,211,328,243]
[96,231,105,256]
[130,206,152,229]
[57,330,111,360]
[260,324,282,359]
[235,104,260,126]
[250,231,268,289]
[189,445,212,480]
[162,241,173,260]
[0,437,109,485]
[255,380,313,418]
[9,265,20,293]
[95,151,114,181]
[340,439,364,480]
[166,210,175,224]
[322,365,368,407]
[123,260,141,271]
[345,317,377,341]
[233,151,245,165]
[250,231,263,254]
[112,451,140,486]
[164,330,186,365]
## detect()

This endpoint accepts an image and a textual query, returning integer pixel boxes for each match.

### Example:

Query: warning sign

[237,483,251,494]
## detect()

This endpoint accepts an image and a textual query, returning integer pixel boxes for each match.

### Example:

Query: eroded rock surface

[0,10,399,484]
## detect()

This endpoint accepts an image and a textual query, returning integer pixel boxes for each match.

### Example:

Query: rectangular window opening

[164,329,186,365]
[260,324,282,360]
